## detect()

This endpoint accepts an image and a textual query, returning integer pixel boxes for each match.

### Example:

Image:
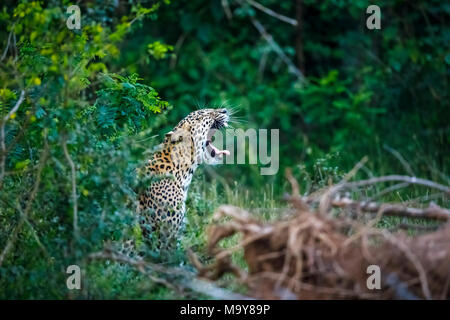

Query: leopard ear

[164,130,181,144]
[165,127,190,144]
[164,131,174,143]
[170,130,184,143]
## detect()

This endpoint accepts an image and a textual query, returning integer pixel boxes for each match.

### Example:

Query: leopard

[136,108,230,250]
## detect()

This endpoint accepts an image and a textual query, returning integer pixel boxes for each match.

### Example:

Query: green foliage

[125,0,448,181]
[91,73,169,138]
[297,70,379,154]
[147,41,174,60]
[0,0,172,299]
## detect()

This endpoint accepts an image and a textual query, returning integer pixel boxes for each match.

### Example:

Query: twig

[383,144,415,176]
[284,168,309,211]
[61,137,79,239]
[221,0,233,20]
[367,182,410,202]
[441,272,450,300]
[89,250,179,292]
[0,28,14,61]
[89,249,252,299]
[328,196,450,221]
[2,90,26,123]
[245,0,298,26]
[16,202,50,259]
[0,138,48,267]
[407,192,446,204]
[342,156,369,182]
[318,156,368,215]
[343,175,450,195]
[170,33,187,69]
[0,90,26,185]
[377,229,432,300]
[388,223,438,232]
[186,278,252,300]
[4,110,33,157]
[285,168,300,196]
[284,171,450,220]
[249,18,305,82]
[258,49,268,79]
[13,33,18,63]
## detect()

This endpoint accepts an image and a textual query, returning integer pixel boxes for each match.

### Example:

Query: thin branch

[0,90,26,186]
[284,169,450,221]
[61,137,79,239]
[0,28,14,61]
[388,223,438,232]
[343,175,450,195]
[383,144,415,176]
[245,0,298,26]
[13,33,18,63]
[221,0,233,20]
[169,33,187,69]
[342,156,369,182]
[16,202,50,259]
[328,196,450,221]
[3,90,26,123]
[0,139,48,267]
[258,49,268,79]
[295,0,305,73]
[377,229,432,300]
[285,168,300,196]
[249,18,305,82]
[88,249,252,299]
[366,182,410,202]
[318,156,368,215]
[89,250,180,292]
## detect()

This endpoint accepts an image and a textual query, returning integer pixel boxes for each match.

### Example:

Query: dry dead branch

[192,171,450,300]
[88,248,252,300]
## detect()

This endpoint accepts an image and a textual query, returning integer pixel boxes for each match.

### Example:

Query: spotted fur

[138,108,229,249]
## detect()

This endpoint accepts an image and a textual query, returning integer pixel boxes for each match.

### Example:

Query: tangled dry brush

[192,170,450,300]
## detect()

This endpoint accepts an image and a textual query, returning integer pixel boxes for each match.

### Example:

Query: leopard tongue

[210,143,230,157]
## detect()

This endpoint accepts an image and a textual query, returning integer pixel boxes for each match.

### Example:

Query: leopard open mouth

[206,138,230,158]
[207,118,230,159]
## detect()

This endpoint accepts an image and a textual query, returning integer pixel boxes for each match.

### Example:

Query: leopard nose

[219,108,228,114]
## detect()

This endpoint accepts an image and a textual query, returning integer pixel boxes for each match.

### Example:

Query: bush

[0,0,170,299]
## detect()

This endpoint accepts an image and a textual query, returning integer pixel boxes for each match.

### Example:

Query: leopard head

[162,108,230,178]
